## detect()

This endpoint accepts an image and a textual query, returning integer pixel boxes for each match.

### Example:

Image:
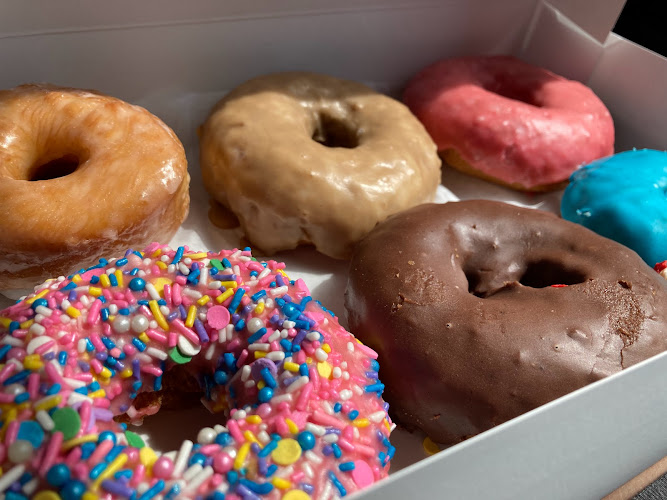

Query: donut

[0,243,393,499]
[561,149,667,267]
[403,55,614,191]
[656,261,667,280]
[199,72,441,259]
[345,200,667,445]
[0,84,190,290]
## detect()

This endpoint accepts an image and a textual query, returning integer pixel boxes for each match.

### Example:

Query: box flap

[548,0,625,43]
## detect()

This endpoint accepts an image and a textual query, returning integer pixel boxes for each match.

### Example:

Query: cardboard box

[1,1,666,498]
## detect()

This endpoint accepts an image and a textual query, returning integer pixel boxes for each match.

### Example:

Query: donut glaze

[403,56,614,191]
[0,85,190,290]
[561,149,667,267]
[345,201,667,444]
[0,244,392,499]
[656,261,667,280]
[200,72,441,259]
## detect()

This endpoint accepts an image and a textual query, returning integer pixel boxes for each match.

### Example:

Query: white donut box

[1,1,666,498]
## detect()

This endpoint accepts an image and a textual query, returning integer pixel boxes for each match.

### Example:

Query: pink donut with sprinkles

[0,244,393,499]
[403,55,614,191]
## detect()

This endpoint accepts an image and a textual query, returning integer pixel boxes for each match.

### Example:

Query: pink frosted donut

[403,55,614,191]
[0,244,392,499]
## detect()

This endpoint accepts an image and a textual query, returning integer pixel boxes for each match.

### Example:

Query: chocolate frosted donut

[345,200,667,444]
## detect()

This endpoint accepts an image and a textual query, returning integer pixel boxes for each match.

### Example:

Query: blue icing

[561,149,667,266]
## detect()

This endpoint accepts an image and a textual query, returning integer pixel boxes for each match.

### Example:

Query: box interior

[1,1,666,498]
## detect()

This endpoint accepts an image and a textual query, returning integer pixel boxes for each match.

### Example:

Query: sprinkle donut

[0,84,190,290]
[200,72,441,259]
[0,244,392,499]
[403,56,614,191]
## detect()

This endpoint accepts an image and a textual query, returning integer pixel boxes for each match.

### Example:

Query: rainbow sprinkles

[0,243,393,499]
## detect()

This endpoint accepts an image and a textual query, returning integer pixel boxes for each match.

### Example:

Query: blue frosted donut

[561,149,667,266]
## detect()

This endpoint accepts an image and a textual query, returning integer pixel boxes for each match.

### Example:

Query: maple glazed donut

[345,200,667,445]
[0,243,393,499]
[0,84,189,290]
[403,55,614,191]
[200,72,441,259]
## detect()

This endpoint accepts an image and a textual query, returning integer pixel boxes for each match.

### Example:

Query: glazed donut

[200,72,441,259]
[345,200,667,445]
[0,84,190,290]
[0,243,392,499]
[403,55,614,191]
[561,149,667,267]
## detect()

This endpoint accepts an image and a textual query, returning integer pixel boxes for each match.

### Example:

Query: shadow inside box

[172,186,246,254]
[388,425,437,473]
[0,293,18,310]
[440,163,564,214]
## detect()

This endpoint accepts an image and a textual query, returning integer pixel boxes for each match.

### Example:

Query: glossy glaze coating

[0,244,392,499]
[200,72,441,259]
[345,201,667,444]
[403,56,614,191]
[0,85,189,290]
[562,149,667,266]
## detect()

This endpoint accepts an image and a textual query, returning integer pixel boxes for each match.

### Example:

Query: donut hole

[128,365,204,411]
[312,113,359,148]
[464,260,587,297]
[464,267,509,298]
[125,406,222,452]
[487,85,541,107]
[519,260,587,288]
[464,268,489,298]
[29,153,82,181]
[114,365,214,445]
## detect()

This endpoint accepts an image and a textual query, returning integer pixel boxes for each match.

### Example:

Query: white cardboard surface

[0,0,537,102]
[359,350,667,500]
[590,32,667,152]
[2,1,666,498]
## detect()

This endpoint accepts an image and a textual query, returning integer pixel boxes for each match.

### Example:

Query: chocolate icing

[345,200,667,444]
